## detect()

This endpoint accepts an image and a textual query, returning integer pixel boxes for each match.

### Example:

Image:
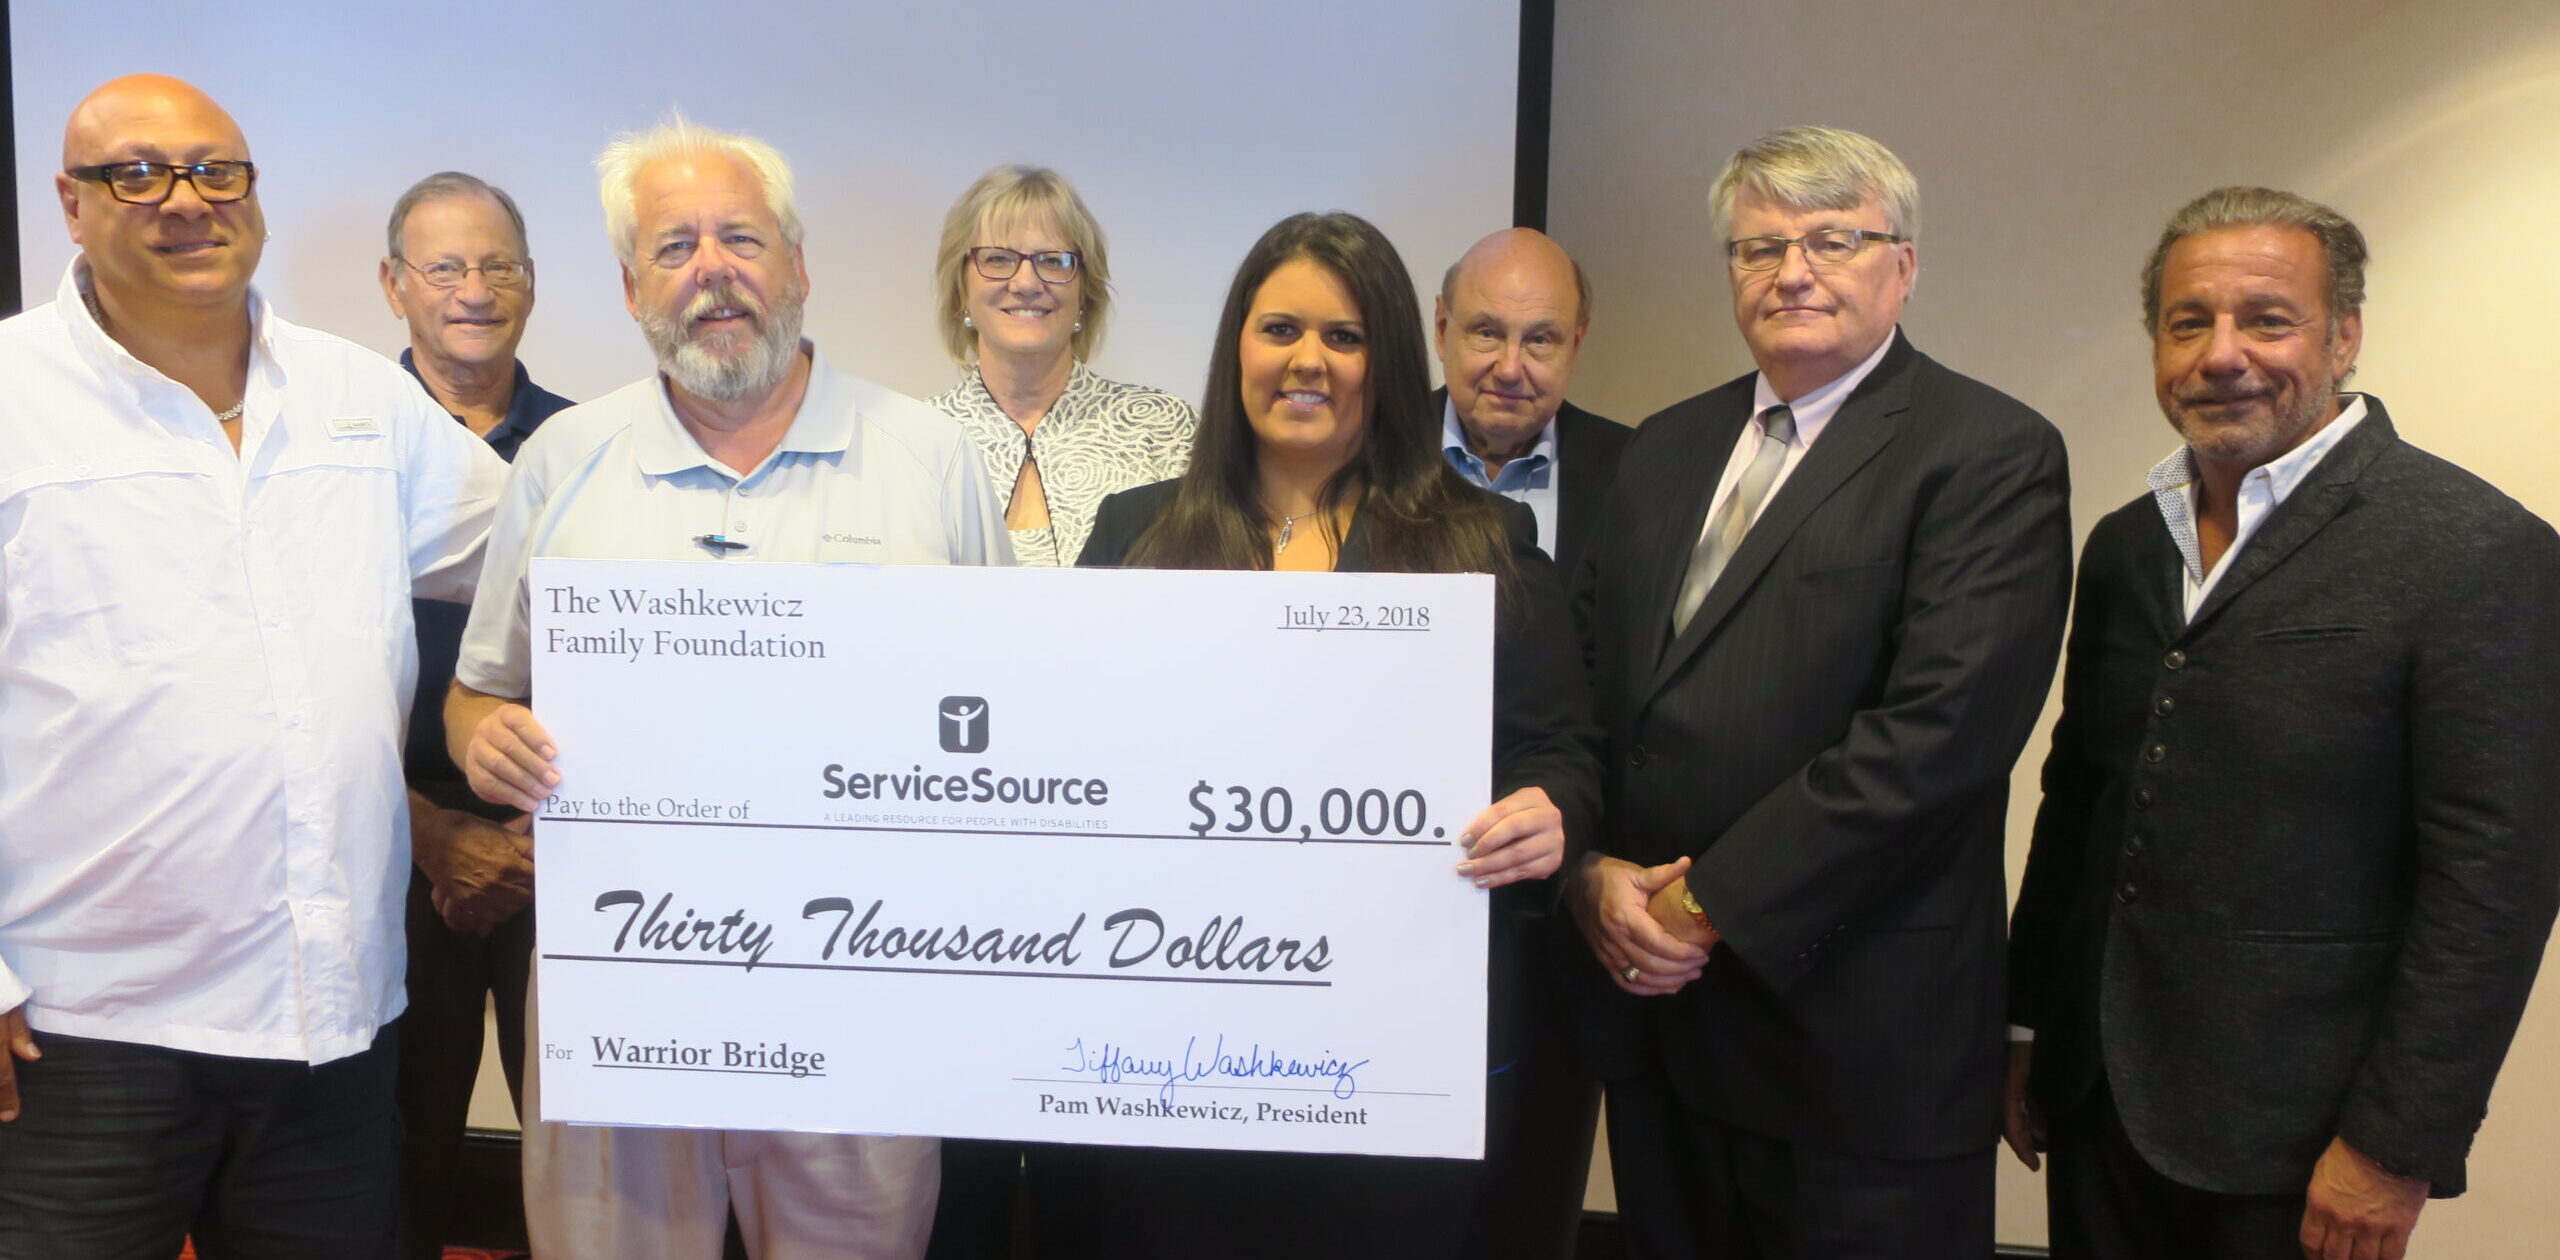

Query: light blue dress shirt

[1440,398,1559,557]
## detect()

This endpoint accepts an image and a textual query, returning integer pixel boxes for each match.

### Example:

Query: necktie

[1668,404,1796,637]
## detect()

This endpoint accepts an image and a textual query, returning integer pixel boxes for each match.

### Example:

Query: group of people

[0,71,2550,1260]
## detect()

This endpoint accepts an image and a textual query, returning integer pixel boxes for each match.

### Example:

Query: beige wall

[1550,0,2560,1252]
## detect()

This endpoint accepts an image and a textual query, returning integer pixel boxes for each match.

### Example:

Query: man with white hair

[1569,125,2073,1256]
[446,116,1008,1260]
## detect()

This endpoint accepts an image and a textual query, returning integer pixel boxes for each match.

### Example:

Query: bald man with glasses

[0,76,505,1259]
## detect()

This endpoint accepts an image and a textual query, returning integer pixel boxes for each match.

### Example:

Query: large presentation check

[528,557,1492,1159]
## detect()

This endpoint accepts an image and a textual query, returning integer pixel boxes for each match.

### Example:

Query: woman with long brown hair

[1040,211,1601,1259]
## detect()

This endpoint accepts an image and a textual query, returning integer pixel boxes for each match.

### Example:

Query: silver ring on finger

[1622,965,1643,982]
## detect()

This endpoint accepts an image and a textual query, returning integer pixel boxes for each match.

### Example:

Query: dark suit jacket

[1574,332,2073,1160]
[1432,388,1631,577]
[1081,477,1604,1071]
[2009,400,2560,1196]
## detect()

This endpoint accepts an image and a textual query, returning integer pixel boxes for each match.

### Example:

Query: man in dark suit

[2005,186,2560,1260]
[1429,226,1626,1258]
[1570,125,2073,1258]
[1432,227,1628,577]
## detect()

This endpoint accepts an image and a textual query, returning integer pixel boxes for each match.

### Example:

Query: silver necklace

[1273,508,1322,557]
[212,402,245,424]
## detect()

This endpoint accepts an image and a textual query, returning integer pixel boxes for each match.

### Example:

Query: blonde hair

[933,164,1113,362]
[1709,125,1920,241]
[596,112,803,269]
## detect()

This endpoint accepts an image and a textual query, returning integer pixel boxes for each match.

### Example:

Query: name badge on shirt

[329,417,382,438]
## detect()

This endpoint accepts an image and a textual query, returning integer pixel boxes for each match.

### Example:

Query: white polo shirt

[0,261,507,1062]
[458,342,1011,700]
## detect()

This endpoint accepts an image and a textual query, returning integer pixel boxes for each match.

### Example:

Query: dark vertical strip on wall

[2,1,20,317]
[1514,0,1553,231]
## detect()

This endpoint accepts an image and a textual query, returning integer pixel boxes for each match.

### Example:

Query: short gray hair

[386,171,528,260]
[596,113,804,269]
[2140,186,2367,329]
[1709,125,1920,241]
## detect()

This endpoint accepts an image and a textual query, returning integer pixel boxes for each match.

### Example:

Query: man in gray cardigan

[2005,186,2559,1260]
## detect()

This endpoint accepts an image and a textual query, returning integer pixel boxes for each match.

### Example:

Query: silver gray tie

[1668,404,1796,637]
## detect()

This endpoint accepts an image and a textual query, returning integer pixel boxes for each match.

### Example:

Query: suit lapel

[2181,401,2397,635]
[1632,407,1751,680]
[1643,341,1914,697]
[1336,503,1375,572]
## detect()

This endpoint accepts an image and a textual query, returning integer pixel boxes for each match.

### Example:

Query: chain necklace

[213,402,245,423]
[1274,507,1320,555]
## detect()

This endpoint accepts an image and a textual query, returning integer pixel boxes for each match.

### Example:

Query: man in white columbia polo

[0,75,507,1258]
[446,116,1008,1260]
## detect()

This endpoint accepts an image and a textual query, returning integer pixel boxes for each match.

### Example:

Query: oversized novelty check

[528,558,1492,1159]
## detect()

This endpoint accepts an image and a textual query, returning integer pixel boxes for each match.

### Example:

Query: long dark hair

[1127,211,1512,578]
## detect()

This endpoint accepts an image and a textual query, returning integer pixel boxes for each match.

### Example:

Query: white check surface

[529,558,1492,1158]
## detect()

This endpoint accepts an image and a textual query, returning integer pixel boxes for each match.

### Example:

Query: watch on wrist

[1679,886,1713,931]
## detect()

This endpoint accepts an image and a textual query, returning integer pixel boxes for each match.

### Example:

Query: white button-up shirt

[458,343,1011,700]
[1699,329,1901,546]
[2148,394,2369,620]
[0,261,506,1063]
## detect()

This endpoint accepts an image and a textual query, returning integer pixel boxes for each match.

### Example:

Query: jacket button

[1629,746,1651,768]
[2124,834,2146,857]
[2132,787,2155,810]
[2117,882,2139,904]
[2163,650,2186,670]
[2144,743,2167,764]
[2153,695,2176,717]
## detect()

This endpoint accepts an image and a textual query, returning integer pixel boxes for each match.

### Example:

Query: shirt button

[2153,696,2176,717]
[2144,743,2167,764]
[2117,883,2140,904]
[2132,787,2155,810]
[2163,650,2186,670]
[2124,834,2146,857]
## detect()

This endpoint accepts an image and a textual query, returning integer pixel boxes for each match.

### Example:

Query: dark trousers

[2045,1083,2306,1260]
[1606,1067,1993,1260]
[1472,917,1604,1260]
[924,1138,1023,1260]
[0,1022,401,1260]
[393,870,533,1260]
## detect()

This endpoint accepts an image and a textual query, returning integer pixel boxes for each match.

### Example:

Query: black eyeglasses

[967,246,1080,284]
[1725,228,1905,271]
[65,160,258,206]
[398,258,531,289]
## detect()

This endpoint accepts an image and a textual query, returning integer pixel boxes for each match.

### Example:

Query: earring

[1073,319,1084,334]
[963,314,974,329]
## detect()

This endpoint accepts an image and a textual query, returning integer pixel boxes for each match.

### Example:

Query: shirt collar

[2146,393,2371,583]
[959,360,1096,434]
[399,347,549,447]
[635,339,844,477]
[61,256,280,394]
[1749,326,1899,445]
[1439,394,1557,477]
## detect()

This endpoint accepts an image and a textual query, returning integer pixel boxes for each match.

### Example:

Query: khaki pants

[521,973,938,1260]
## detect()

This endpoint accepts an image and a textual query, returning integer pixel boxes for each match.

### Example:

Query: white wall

[1552,1,2560,1252]
[13,0,1516,407]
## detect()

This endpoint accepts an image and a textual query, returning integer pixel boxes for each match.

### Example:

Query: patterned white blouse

[932,363,1198,566]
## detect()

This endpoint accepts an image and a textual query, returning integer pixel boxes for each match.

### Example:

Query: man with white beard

[445,116,1009,1260]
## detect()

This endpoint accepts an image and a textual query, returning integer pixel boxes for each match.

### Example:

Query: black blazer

[2010,400,2560,1196]
[1573,333,2073,1159]
[1430,388,1631,576]
[1080,478,1606,1068]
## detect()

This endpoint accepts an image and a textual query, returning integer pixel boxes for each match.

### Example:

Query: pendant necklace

[1273,508,1322,557]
